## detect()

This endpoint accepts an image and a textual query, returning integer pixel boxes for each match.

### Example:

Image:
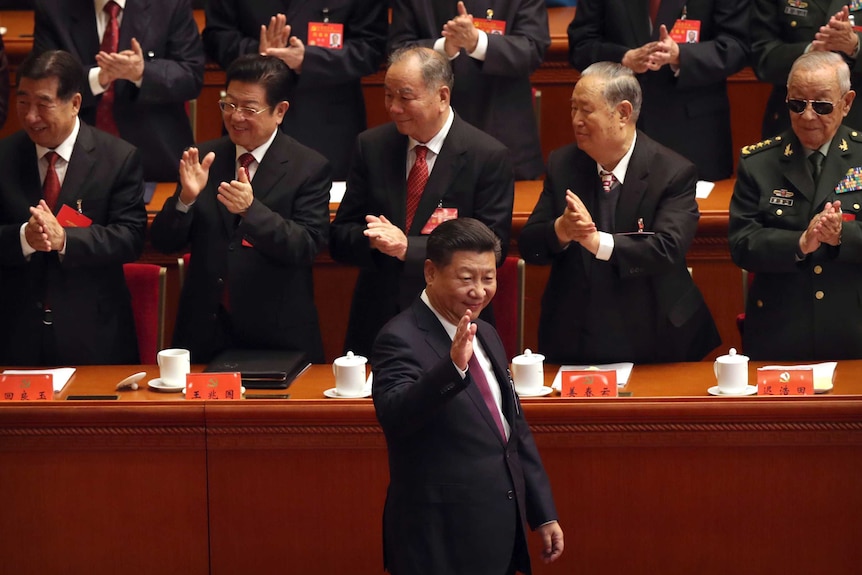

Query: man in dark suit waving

[0,50,146,365]
[150,54,331,363]
[519,62,720,364]
[330,46,514,357]
[372,217,564,575]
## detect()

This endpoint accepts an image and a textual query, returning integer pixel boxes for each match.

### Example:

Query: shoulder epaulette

[848,130,862,143]
[741,135,783,156]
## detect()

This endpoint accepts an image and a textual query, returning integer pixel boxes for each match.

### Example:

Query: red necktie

[238,152,255,177]
[43,151,61,212]
[405,145,428,231]
[649,0,661,26]
[96,0,121,136]
[468,353,507,441]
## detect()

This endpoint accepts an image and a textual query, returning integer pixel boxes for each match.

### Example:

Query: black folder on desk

[204,349,310,389]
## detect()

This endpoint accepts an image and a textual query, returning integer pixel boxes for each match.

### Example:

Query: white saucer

[707,385,757,397]
[516,386,554,397]
[148,378,184,393]
[323,387,371,399]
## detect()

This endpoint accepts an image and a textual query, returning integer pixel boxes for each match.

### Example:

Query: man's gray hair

[388,45,454,91]
[788,51,851,94]
[580,61,642,121]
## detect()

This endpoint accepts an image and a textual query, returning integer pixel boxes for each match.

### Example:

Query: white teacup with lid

[713,348,749,394]
[332,351,368,397]
[511,349,545,394]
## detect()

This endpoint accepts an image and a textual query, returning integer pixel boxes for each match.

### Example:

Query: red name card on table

[559,370,618,398]
[0,374,53,401]
[185,372,241,400]
[757,368,813,396]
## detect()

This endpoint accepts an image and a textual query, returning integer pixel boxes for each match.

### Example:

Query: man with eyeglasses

[151,54,331,363]
[0,50,146,365]
[730,51,862,361]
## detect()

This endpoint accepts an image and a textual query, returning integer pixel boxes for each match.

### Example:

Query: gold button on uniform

[757,299,763,308]
[814,265,823,274]
[855,204,860,210]
[815,291,824,300]
[776,209,783,216]
[791,20,797,27]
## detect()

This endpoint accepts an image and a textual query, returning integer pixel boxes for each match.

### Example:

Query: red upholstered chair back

[736,269,754,343]
[494,257,525,361]
[123,263,167,364]
[177,252,191,291]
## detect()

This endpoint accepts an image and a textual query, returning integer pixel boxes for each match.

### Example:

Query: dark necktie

[809,151,824,184]
[238,152,256,178]
[598,170,619,233]
[43,151,61,212]
[405,145,429,231]
[468,353,507,441]
[96,0,121,136]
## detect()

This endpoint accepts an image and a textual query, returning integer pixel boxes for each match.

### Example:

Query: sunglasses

[786,98,836,115]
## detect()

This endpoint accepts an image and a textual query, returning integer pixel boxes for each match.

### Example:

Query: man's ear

[424,259,437,285]
[617,100,634,124]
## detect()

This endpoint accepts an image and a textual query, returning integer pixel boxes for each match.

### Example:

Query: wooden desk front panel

[0,403,209,575]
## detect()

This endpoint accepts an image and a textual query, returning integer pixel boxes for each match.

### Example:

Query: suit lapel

[119,0,151,49]
[385,132,409,230]
[57,123,97,214]
[251,132,290,206]
[616,134,651,231]
[409,115,465,234]
[70,0,100,67]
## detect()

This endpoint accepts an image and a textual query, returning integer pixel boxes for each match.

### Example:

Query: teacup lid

[716,347,748,363]
[512,348,545,365]
[334,350,367,367]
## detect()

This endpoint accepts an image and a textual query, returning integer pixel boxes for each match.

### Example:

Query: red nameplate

[57,204,93,228]
[474,18,506,36]
[670,19,702,44]
[757,368,813,396]
[0,374,53,401]
[308,22,344,49]
[185,372,241,400]
[421,207,458,234]
[559,370,618,398]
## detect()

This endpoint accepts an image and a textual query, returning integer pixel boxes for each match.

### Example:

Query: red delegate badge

[669,19,702,44]
[421,208,458,234]
[308,22,344,50]
[57,204,92,228]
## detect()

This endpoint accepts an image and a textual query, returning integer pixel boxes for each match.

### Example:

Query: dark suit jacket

[33,0,205,182]
[389,0,549,180]
[203,0,387,180]
[568,0,749,181]
[0,123,146,365]
[729,125,862,360]
[752,0,862,137]
[329,114,515,357]
[518,131,720,364]
[372,298,558,575]
[150,131,331,363]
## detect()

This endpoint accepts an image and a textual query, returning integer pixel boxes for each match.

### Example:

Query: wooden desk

[2,362,861,574]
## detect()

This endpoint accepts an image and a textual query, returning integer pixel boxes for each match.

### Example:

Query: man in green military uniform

[730,50,862,360]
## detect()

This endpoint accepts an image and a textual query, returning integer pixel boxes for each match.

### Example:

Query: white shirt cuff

[20,223,35,258]
[468,30,488,61]
[176,197,194,213]
[595,231,614,261]
[434,37,460,60]
[89,67,107,96]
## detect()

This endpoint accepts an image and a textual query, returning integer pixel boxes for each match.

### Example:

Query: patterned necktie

[405,145,429,231]
[600,170,616,193]
[809,151,824,184]
[95,0,121,136]
[43,151,61,212]
[468,353,507,441]
[238,152,256,178]
[649,0,661,26]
